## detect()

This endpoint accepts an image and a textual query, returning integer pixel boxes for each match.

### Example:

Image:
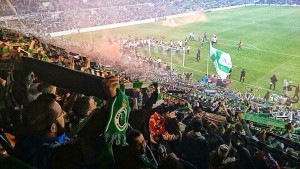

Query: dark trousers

[240,76,245,82]
[270,82,276,90]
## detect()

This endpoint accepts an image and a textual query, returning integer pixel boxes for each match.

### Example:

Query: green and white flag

[210,43,232,79]
[152,86,163,108]
[120,82,153,91]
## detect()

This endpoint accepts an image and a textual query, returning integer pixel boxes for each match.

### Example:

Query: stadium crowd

[0,0,249,34]
[255,0,300,5]
[0,0,300,168]
[0,28,300,169]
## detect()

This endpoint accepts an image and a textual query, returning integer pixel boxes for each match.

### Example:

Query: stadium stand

[0,0,248,34]
[0,27,299,169]
[0,0,300,168]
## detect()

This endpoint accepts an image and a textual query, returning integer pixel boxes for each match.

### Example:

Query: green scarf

[97,88,130,169]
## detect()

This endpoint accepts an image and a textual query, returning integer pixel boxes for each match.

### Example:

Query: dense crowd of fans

[255,0,300,5]
[0,28,299,169]
[0,0,300,168]
[1,0,299,35]
[0,0,250,35]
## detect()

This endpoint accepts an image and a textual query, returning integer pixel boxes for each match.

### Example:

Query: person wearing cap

[229,131,255,169]
[208,144,231,169]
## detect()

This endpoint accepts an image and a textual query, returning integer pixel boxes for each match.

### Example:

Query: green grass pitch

[63,6,300,101]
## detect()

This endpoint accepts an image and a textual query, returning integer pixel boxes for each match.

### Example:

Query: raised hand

[103,76,119,99]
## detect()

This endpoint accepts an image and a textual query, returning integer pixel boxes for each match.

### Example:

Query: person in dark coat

[114,129,158,169]
[196,49,200,62]
[205,123,225,152]
[240,69,245,82]
[270,75,278,90]
[182,119,209,169]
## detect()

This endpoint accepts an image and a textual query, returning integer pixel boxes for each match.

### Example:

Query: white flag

[210,43,232,79]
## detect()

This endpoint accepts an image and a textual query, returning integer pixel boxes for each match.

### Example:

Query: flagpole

[182,48,185,67]
[207,53,209,86]
[207,42,210,77]
[171,48,173,72]
[207,54,209,76]
[207,41,211,87]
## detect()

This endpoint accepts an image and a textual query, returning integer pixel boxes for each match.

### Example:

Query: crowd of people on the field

[0,29,300,169]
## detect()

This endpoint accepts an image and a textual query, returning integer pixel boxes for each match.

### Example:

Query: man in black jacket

[182,119,209,169]
[270,75,278,90]
[114,129,158,169]
[240,69,245,83]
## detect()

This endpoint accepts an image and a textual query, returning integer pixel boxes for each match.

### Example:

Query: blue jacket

[15,134,69,169]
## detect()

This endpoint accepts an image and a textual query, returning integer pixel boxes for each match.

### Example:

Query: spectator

[182,119,209,169]
[69,96,97,136]
[270,75,278,90]
[114,129,158,169]
[164,117,182,157]
[208,144,232,169]
[158,153,197,169]
[264,91,270,101]
[15,96,74,169]
[206,123,225,152]
[176,113,186,133]
[15,76,130,169]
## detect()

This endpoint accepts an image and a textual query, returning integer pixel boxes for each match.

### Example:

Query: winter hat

[218,144,229,157]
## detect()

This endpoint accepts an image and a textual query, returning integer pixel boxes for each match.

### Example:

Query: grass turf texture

[63,6,300,104]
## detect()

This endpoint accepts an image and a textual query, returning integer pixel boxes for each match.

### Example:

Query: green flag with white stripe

[120,82,153,91]
[210,43,232,79]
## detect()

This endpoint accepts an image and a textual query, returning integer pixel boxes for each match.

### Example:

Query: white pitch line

[257,49,300,58]
[218,38,260,50]
[217,42,257,50]
[245,43,259,50]
[232,65,238,69]
[215,40,299,58]
[230,79,282,94]
[172,63,207,74]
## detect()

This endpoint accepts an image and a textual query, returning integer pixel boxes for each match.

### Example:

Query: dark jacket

[206,134,225,152]
[15,106,109,169]
[271,76,277,83]
[15,133,82,169]
[182,131,209,169]
[114,146,157,169]
[236,145,256,169]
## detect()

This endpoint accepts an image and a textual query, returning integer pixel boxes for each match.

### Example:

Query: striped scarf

[97,88,130,169]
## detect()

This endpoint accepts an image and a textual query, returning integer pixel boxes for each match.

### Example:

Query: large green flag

[210,43,232,79]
